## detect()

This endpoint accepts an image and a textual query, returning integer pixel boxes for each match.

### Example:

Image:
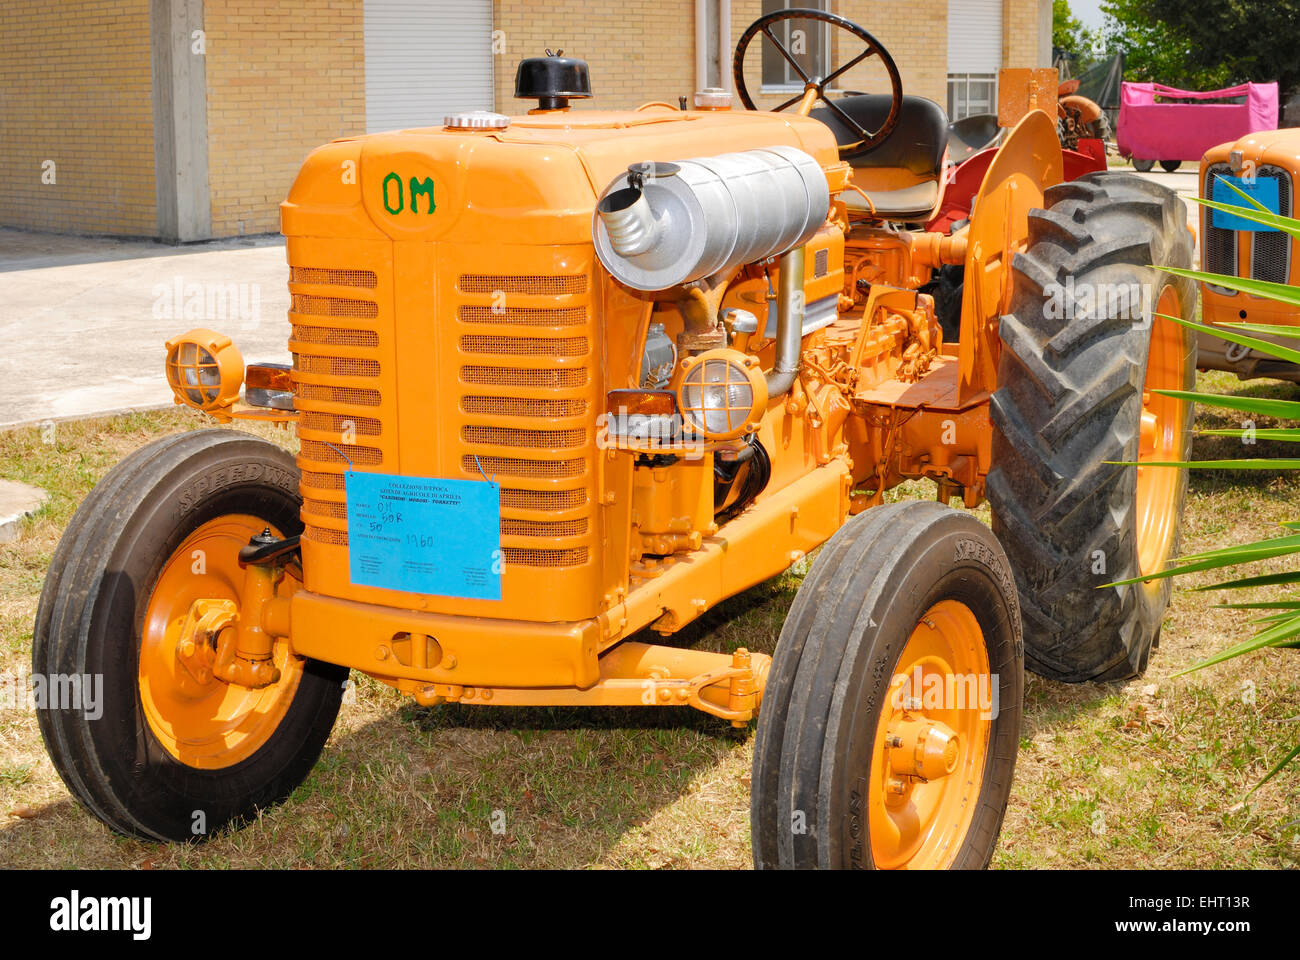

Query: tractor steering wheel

[733,8,903,154]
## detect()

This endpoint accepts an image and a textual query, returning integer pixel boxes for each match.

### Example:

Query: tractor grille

[289,267,377,288]
[1203,163,1238,293]
[288,260,390,549]
[1252,166,1292,285]
[288,256,597,578]
[1203,163,1293,292]
[455,271,594,569]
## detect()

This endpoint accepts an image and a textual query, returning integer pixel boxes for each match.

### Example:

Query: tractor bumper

[286,590,770,724]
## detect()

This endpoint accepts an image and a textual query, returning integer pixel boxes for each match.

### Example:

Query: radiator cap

[444,111,510,131]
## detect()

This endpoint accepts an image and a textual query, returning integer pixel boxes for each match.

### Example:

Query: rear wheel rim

[1135,284,1187,578]
[868,599,992,869]
[139,514,303,770]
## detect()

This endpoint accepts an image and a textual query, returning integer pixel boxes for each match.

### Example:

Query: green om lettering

[381,172,436,215]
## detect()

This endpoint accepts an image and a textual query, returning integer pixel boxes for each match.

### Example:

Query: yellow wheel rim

[868,599,992,869]
[1136,284,1188,578]
[139,515,303,770]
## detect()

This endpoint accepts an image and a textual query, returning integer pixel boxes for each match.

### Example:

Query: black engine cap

[515,49,592,109]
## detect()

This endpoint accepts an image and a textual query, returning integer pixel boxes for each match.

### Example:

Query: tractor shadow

[279,572,803,868]
[0,573,797,869]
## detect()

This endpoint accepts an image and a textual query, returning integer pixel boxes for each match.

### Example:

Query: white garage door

[364,0,494,133]
[948,0,1004,74]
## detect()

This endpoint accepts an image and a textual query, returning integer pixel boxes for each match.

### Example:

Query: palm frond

[1153,389,1300,420]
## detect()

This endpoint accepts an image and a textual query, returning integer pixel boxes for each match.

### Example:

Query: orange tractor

[36,9,1196,868]
[1197,128,1300,382]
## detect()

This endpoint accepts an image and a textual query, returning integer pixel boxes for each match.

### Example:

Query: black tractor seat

[810,94,950,221]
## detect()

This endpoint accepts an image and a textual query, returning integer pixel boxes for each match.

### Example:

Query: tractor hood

[281,109,841,245]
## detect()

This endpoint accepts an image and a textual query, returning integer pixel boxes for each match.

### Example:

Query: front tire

[987,172,1195,682]
[34,430,347,842]
[752,502,1023,869]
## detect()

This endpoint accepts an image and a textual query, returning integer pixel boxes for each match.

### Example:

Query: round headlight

[165,329,244,413]
[675,349,768,441]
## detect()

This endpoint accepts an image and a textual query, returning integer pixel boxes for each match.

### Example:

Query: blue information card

[344,471,501,600]
[1211,175,1280,232]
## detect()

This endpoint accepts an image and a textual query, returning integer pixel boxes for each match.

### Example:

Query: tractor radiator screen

[289,261,391,550]
[454,271,595,569]
[1202,163,1238,293]
[288,254,598,587]
[1203,163,1293,291]
[1252,166,1292,286]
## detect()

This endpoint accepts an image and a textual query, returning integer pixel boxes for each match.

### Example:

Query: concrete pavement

[0,228,292,429]
[1131,168,1198,203]
[0,478,47,542]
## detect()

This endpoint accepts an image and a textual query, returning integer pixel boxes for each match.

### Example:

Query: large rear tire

[987,172,1195,682]
[34,430,347,842]
[752,502,1023,869]
[1083,112,1112,143]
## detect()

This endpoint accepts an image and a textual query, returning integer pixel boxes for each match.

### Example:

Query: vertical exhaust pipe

[765,246,805,398]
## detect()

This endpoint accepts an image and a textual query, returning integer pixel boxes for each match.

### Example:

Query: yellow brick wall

[492,0,699,112]
[203,0,365,237]
[0,1,156,236]
[1002,0,1044,68]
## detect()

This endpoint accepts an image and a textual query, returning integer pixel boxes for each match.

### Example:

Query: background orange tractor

[1197,128,1300,382]
[35,9,1196,868]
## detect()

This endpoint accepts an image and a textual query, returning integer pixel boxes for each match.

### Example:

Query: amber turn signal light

[245,362,295,410]
[605,389,676,417]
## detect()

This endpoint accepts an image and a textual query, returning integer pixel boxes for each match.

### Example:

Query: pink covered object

[1117,81,1278,162]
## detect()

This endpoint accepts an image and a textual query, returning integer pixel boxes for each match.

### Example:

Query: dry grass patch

[0,377,1297,868]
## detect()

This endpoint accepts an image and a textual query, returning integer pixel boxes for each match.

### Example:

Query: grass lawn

[1,373,1297,869]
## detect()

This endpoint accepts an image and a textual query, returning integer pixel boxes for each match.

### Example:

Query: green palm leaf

[1153,311,1300,362]
[1105,532,1300,586]
[1172,613,1300,675]
[1192,197,1300,241]
[1216,322,1300,340]
[1153,389,1300,420]
[1196,175,1300,241]
[1215,601,1300,610]
[1254,743,1300,792]
[1195,570,1300,592]
[1120,459,1300,469]
[1196,428,1300,442]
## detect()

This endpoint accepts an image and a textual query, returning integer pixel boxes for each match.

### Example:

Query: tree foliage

[1102,0,1300,98]
[1052,0,1099,68]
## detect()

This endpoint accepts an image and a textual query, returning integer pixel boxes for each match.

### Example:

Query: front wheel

[1132,157,1155,172]
[752,502,1023,869]
[34,430,347,842]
